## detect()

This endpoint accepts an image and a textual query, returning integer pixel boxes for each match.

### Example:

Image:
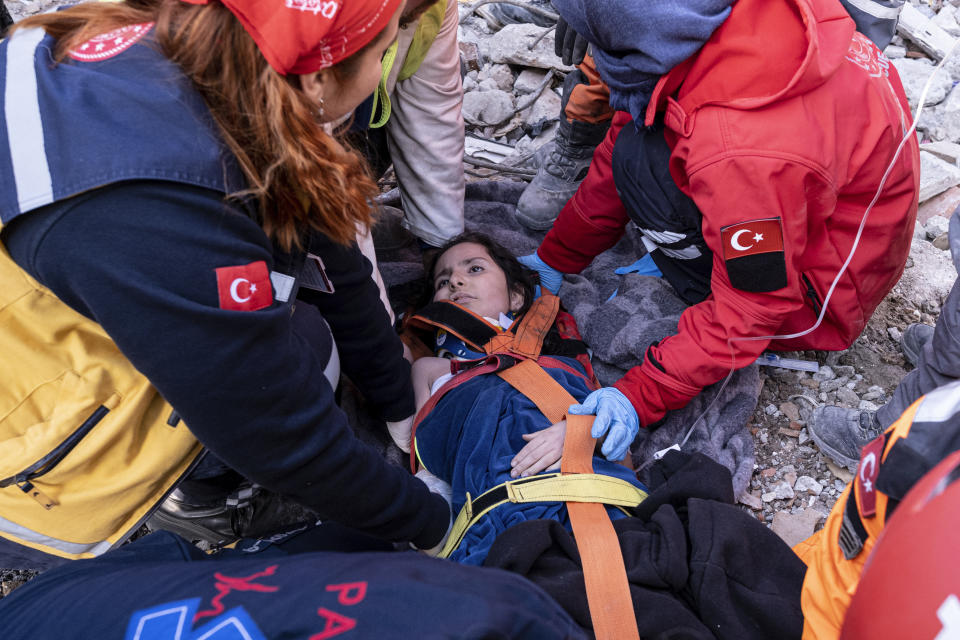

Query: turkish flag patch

[855,435,885,518]
[215,261,273,311]
[719,217,787,292]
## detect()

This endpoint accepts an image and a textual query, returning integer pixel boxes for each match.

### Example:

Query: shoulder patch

[719,217,787,292]
[68,23,154,62]
[216,261,274,311]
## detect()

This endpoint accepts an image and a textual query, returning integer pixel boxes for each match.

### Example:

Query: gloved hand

[386,414,414,453]
[568,387,639,462]
[555,16,589,66]
[414,468,453,556]
[517,252,564,295]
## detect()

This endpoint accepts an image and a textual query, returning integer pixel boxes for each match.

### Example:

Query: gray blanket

[372,179,758,496]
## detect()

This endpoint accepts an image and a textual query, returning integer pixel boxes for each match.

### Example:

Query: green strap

[368,1,446,128]
[369,41,398,129]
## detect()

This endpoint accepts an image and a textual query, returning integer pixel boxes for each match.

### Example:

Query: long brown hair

[14,0,378,249]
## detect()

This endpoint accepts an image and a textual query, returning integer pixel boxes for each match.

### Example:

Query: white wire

[672,38,960,452]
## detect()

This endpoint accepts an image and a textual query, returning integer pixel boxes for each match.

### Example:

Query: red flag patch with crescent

[216,261,273,312]
[719,217,787,292]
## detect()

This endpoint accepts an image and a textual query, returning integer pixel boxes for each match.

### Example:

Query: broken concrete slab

[771,508,825,547]
[522,89,561,127]
[921,140,960,165]
[481,23,574,71]
[918,186,960,225]
[920,151,960,202]
[898,2,958,61]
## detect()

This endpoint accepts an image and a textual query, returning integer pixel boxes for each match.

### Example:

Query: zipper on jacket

[802,274,823,318]
[0,404,111,509]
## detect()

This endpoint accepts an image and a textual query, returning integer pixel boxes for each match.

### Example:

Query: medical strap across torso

[409,295,642,640]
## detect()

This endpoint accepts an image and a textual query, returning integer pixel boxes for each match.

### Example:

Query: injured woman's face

[433,242,524,320]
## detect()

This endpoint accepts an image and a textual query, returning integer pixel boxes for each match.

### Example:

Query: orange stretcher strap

[484,293,560,358]
[497,359,639,640]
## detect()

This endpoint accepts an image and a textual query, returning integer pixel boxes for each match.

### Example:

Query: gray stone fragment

[771,509,824,547]
[522,90,561,127]
[859,400,880,412]
[888,326,903,342]
[892,58,954,110]
[926,214,952,239]
[837,387,860,407]
[514,68,549,94]
[773,480,795,500]
[795,475,824,495]
[462,90,515,126]
[919,152,960,202]
[813,366,836,382]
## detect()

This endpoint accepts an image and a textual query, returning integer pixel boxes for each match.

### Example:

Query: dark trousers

[611,122,713,305]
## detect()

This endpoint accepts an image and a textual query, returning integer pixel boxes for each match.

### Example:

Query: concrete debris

[480,24,574,71]
[795,475,824,496]
[514,68,549,94]
[462,90,515,126]
[920,151,960,203]
[738,491,764,510]
[891,57,954,110]
[926,214,952,239]
[771,509,824,547]
[898,2,958,61]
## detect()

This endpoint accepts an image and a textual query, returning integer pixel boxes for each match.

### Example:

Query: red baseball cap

[182,0,404,75]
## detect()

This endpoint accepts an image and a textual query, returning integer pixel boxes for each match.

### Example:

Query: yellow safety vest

[0,244,203,561]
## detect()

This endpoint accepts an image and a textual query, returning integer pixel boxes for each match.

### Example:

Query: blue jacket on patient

[415,356,647,566]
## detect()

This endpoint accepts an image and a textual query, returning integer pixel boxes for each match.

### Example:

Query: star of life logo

[68,23,154,62]
[286,0,340,18]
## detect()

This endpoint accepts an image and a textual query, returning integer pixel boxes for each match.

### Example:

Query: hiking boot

[900,322,934,367]
[484,0,555,27]
[808,407,884,473]
[515,116,609,231]
[147,485,319,546]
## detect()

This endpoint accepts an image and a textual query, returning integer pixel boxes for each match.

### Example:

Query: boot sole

[146,509,237,546]
[808,428,860,474]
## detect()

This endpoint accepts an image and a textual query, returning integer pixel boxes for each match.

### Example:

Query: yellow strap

[438,473,646,559]
[368,41,398,129]
[397,1,446,82]
[506,473,646,507]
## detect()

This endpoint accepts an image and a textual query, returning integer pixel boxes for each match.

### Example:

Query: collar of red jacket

[644,0,855,127]
[181,0,402,75]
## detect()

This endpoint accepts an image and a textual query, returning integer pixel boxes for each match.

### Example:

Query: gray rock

[462,76,478,92]
[919,152,960,202]
[933,4,960,38]
[765,404,779,416]
[833,365,856,378]
[926,214,952,239]
[462,90,516,126]
[920,85,960,143]
[738,492,764,510]
[479,63,515,92]
[522,89,561,127]
[514,68,549,94]
[481,24,575,71]
[892,58,954,110]
[480,78,503,92]
[859,399,880,412]
[934,231,952,250]
[888,326,903,342]
[884,44,907,59]
[893,233,956,311]
[779,401,801,423]
[771,509,824,547]
[799,428,810,445]
[837,387,861,407]
[863,391,884,401]
[820,379,843,393]
[834,479,847,492]
[813,365,836,382]
[773,480,796,500]
[795,475,824,495]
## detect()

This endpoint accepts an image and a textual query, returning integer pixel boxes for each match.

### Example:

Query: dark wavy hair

[423,232,536,317]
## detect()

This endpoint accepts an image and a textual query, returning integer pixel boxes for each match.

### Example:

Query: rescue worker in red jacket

[519,0,920,438]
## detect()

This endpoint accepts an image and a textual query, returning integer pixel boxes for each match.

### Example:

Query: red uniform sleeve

[615,155,836,426]
[537,111,634,273]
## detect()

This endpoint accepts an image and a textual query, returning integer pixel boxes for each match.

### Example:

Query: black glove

[554,16,589,66]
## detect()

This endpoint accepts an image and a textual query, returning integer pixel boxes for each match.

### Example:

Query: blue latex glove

[568,387,639,462]
[517,252,564,295]
[614,253,663,277]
